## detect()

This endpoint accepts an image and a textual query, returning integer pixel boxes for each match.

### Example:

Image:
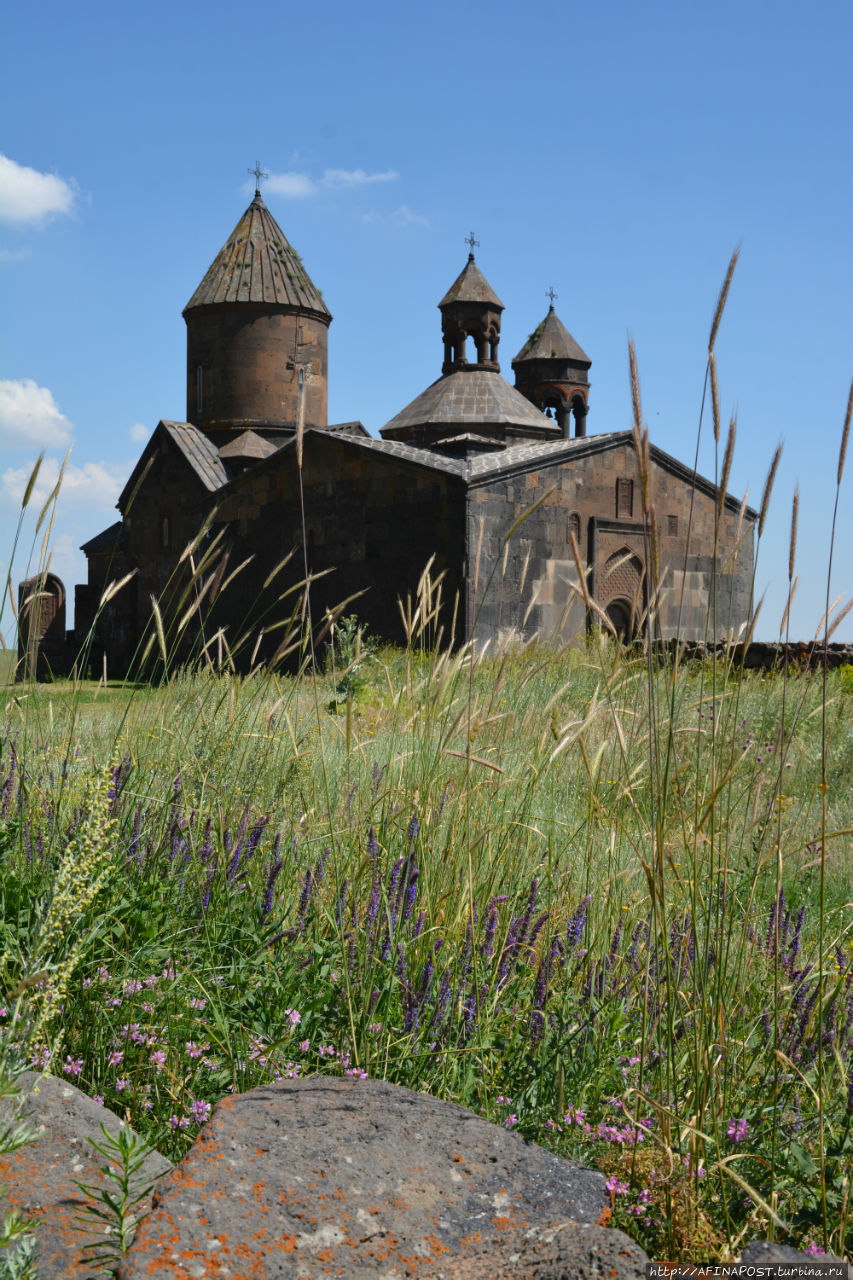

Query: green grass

[1,640,852,1264]
[2,262,851,1268]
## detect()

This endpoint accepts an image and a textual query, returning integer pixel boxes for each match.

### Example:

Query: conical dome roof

[184,192,330,316]
[381,370,553,441]
[513,306,589,365]
[438,254,504,310]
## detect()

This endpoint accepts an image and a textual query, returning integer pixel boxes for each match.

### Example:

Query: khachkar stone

[16,572,67,680]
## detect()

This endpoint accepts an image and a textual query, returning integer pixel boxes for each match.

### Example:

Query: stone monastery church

[21,182,755,677]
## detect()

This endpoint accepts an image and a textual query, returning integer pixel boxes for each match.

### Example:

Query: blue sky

[2,0,851,642]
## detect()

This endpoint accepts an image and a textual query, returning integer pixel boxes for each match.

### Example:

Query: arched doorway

[605,597,636,640]
[601,548,645,639]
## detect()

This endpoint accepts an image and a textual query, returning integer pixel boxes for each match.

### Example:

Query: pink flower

[150,1049,166,1071]
[188,1100,211,1125]
[116,1077,129,1092]
[169,1114,189,1130]
[727,1117,748,1144]
[563,1106,586,1125]
[93,1095,104,1106]
[606,1176,629,1196]
[285,1008,301,1027]
[504,1114,518,1128]
[108,1050,123,1067]
[345,1067,368,1079]
[298,1039,310,1052]
[62,1056,83,1077]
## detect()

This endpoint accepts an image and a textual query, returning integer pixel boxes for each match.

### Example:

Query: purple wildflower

[297,867,314,930]
[727,1117,748,1144]
[189,1100,211,1125]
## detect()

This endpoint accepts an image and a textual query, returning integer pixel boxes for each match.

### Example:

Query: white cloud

[391,205,429,228]
[0,378,73,449]
[0,155,77,224]
[322,168,398,188]
[258,167,399,200]
[128,422,150,443]
[0,247,31,263]
[265,172,317,199]
[361,205,429,229]
[2,455,127,515]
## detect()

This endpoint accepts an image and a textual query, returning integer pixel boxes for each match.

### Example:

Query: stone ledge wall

[651,639,853,670]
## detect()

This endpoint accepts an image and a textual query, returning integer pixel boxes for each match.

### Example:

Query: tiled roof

[438,255,504,309]
[381,370,555,438]
[119,421,229,510]
[311,428,467,478]
[323,421,370,438]
[80,521,125,555]
[183,193,330,316]
[466,433,626,480]
[513,307,591,365]
[218,430,278,461]
[160,421,230,491]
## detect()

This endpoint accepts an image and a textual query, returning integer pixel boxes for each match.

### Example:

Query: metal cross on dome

[249,161,268,193]
[546,286,558,306]
[465,231,479,253]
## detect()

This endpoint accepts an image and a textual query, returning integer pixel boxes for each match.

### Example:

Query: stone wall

[209,434,466,660]
[467,440,754,647]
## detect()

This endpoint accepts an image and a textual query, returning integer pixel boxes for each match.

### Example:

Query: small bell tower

[438,234,505,375]
[512,291,591,438]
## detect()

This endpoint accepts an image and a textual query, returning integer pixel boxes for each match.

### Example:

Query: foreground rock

[741,1240,852,1277]
[119,1076,618,1278]
[419,1220,648,1278]
[0,1071,172,1279]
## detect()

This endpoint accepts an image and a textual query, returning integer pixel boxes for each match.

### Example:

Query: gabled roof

[381,369,554,439]
[438,255,504,310]
[218,430,278,461]
[183,193,330,316]
[195,423,757,519]
[81,521,125,555]
[465,431,758,516]
[118,421,229,510]
[513,307,590,365]
[323,421,371,438]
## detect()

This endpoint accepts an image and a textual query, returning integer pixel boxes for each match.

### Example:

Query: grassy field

[2,270,851,1270]
[2,633,852,1266]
